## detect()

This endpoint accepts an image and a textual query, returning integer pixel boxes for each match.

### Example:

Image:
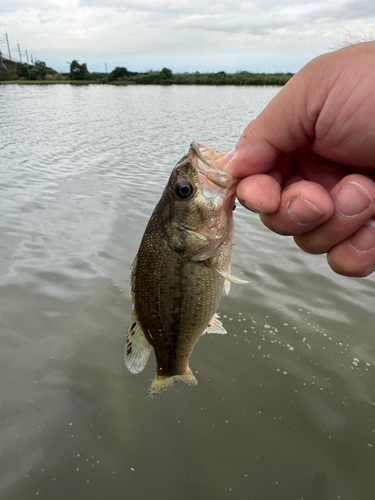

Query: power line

[5,30,11,61]
[17,42,22,63]
[1,30,34,64]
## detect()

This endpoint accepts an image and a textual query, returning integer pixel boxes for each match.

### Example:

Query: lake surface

[0,84,374,500]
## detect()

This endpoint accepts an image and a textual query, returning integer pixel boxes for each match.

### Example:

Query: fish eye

[176,180,194,200]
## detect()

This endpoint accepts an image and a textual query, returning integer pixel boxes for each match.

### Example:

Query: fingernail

[287,196,323,225]
[220,148,236,172]
[349,220,375,252]
[334,181,372,217]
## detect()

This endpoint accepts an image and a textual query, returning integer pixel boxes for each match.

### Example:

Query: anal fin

[125,314,152,374]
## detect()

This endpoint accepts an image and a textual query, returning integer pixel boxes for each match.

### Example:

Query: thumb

[223,57,327,179]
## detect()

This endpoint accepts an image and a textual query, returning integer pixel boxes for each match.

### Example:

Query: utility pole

[105,63,107,73]
[17,42,22,63]
[5,31,11,61]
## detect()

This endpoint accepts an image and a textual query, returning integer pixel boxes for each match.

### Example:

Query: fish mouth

[174,143,237,213]
[189,143,238,214]
[188,142,233,189]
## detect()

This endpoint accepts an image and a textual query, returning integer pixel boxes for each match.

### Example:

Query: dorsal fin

[125,314,152,374]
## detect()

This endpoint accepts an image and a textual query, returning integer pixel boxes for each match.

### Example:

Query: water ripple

[1,84,374,500]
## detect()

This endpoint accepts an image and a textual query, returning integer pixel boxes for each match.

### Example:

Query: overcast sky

[1,0,375,74]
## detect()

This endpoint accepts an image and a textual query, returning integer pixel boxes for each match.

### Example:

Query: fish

[125,142,248,398]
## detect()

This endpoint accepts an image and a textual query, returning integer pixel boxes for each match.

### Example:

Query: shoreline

[0,79,287,87]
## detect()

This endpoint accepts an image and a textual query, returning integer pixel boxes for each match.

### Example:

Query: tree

[69,60,89,80]
[160,67,173,79]
[109,66,130,81]
[16,60,56,80]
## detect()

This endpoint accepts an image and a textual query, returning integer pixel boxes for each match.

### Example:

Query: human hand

[223,42,375,277]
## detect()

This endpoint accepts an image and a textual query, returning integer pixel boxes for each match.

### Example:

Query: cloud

[0,0,67,14]
[2,0,375,73]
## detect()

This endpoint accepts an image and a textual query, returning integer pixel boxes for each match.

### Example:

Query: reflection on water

[0,84,374,500]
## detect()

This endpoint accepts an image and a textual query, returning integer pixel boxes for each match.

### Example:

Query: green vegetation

[0,60,58,81]
[106,66,293,86]
[0,60,294,86]
[69,60,90,80]
[171,70,293,86]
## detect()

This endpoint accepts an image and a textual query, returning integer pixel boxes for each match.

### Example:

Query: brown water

[0,84,374,500]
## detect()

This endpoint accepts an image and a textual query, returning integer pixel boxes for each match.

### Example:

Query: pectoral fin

[125,314,152,374]
[225,262,231,295]
[185,229,210,242]
[202,313,227,335]
[207,259,250,286]
[184,229,219,261]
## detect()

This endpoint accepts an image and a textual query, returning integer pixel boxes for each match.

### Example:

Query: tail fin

[148,368,198,399]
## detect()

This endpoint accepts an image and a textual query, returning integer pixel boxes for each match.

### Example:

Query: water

[0,84,374,500]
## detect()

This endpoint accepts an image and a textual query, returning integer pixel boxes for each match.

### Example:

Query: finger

[257,180,334,236]
[283,146,347,191]
[283,172,305,188]
[236,174,282,214]
[222,55,331,179]
[327,220,375,277]
[224,97,310,179]
[294,174,375,254]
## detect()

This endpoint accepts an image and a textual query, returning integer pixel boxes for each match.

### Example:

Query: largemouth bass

[125,143,247,398]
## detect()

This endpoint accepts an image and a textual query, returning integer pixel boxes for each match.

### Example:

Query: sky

[1,0,375,74]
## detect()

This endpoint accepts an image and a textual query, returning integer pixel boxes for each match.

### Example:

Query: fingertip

[236,174,282,214]
[326,221,375,277]
[262,180,335,237]
[350,220,375,252]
